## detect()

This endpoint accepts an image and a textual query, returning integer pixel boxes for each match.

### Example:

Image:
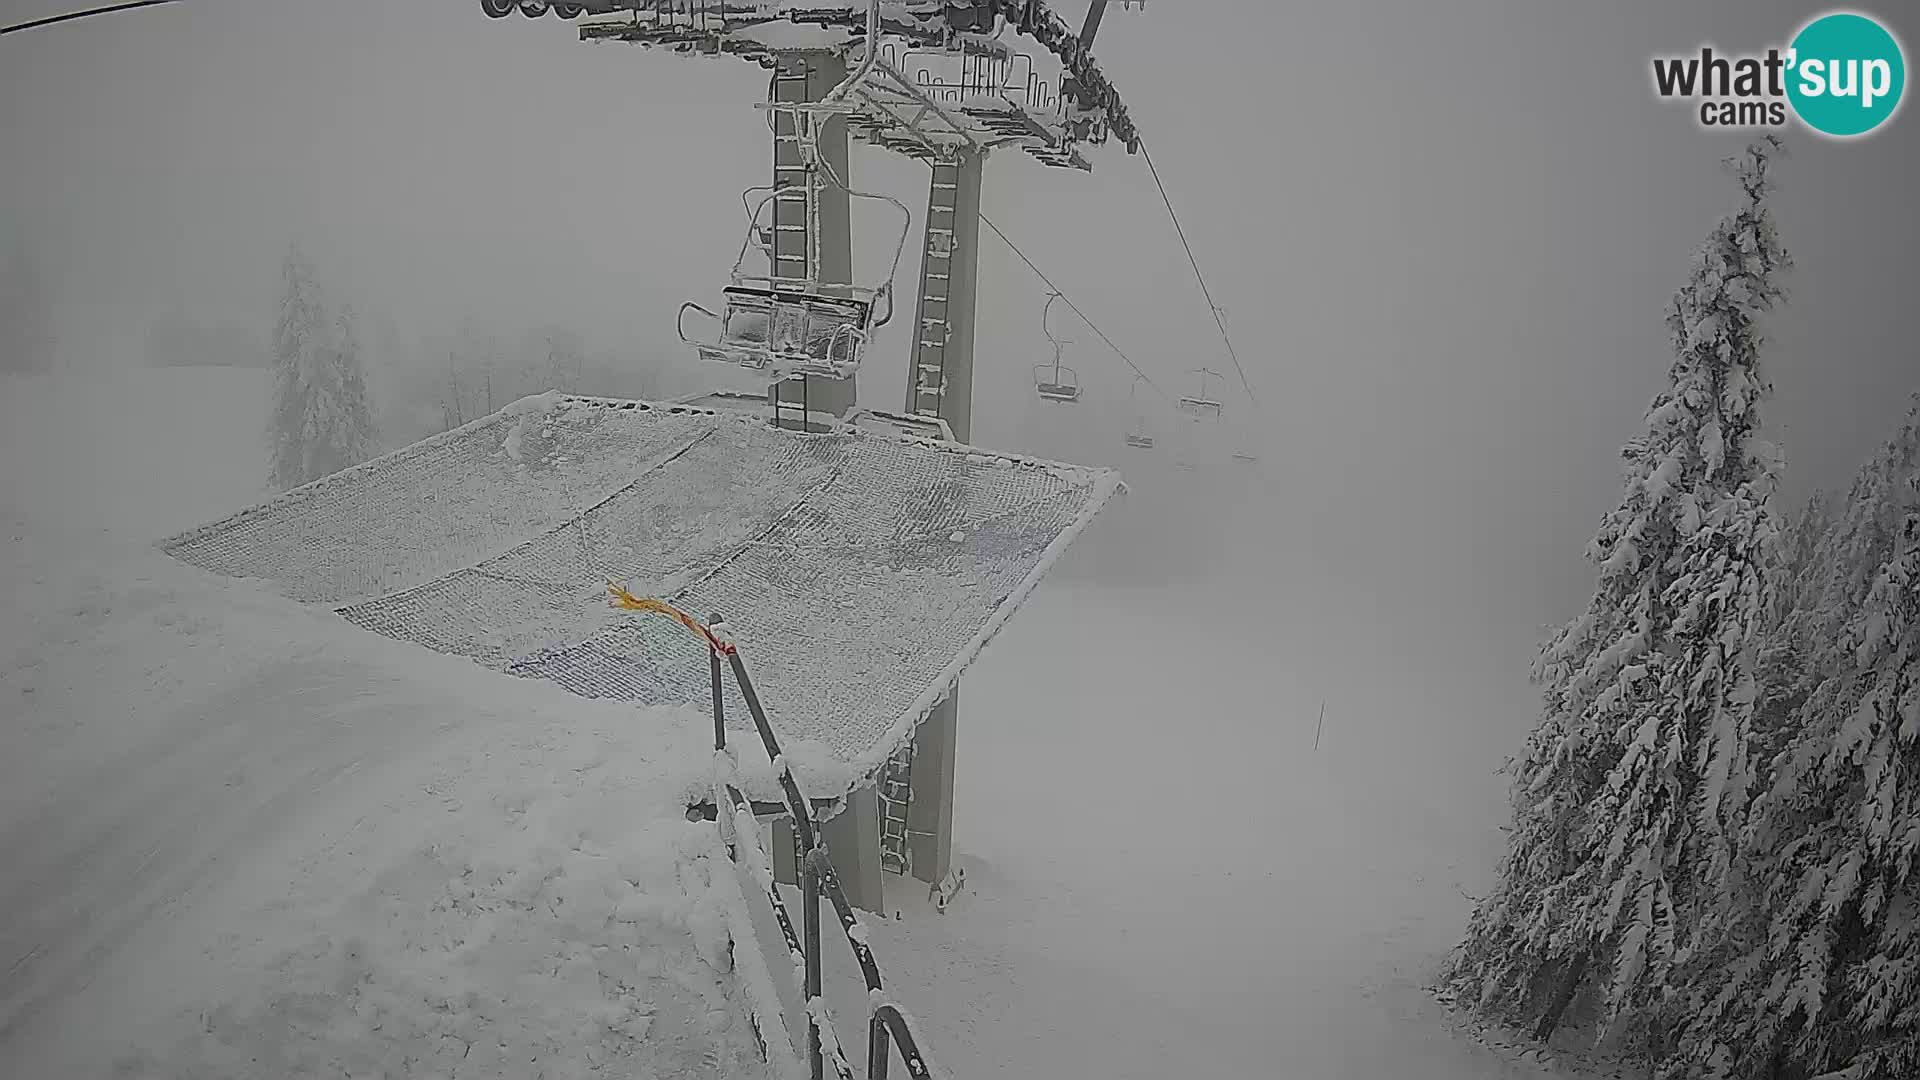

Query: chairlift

[677,114,912,382]
[1177,367,1225,420]
[1033,293,1081,403]
[1123,374,1155,449]
[844,408,957,443]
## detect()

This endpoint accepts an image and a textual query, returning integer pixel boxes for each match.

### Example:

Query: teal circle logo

[1787,11,1906,137]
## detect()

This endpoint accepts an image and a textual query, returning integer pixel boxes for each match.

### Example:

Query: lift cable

[1,0,178,37]
[1138,139,1258,409]
[978,212,1169,401]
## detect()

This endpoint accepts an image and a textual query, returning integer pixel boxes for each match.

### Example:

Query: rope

[978,212,1169,401]
[1,0,177,36]
[1139,139,1259,408]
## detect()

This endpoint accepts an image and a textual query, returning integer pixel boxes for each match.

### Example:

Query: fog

[4,0,1917,682]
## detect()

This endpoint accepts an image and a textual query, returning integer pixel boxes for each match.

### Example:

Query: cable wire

[1139,139,1258,408]
[1,0,178,37]
[978,212,1168,400]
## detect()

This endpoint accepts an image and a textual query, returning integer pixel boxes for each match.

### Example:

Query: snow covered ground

[4,365,1594,1078]
[810,574,1575,1078]
[1,369,776,1078]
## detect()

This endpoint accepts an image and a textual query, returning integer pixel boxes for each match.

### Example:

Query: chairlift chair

[677,93,912,383]
[1123,374,1155,449]
[1177,367,1225,420]
[844,408,957,443]
[1037,369,1082,403]
[1033,293,1081,403]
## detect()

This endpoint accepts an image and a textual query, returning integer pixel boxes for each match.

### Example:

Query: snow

[729,22,857,51]
[0,368,779,1078]
[2,365,1600,1079]
[794,554,1605,1078]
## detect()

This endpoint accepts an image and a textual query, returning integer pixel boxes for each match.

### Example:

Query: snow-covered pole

[803,846,936,1079]
[614,588,929,1078]
[720,647,830,1079]
[709,612,729,753]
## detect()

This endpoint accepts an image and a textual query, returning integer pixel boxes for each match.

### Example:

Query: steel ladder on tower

[771,55,816,432]
[909,158,962,423]
[877,741,914,875]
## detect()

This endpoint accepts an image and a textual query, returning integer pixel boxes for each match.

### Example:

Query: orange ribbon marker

[607,583,736,655]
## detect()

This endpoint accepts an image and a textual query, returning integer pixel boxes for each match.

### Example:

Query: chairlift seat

[680,174,910,382]
[1176,396,1224,419]
[1124,433,1155,449]
[844,408,956,443]
[682,280,878,381]
[1033,343,1080,403]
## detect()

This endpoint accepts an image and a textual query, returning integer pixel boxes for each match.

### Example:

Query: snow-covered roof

[161,394,1119,802]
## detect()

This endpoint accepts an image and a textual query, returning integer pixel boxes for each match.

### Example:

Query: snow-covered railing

[613,587,939,1080]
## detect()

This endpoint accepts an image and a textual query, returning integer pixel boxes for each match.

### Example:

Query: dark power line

[979,212,1168,401]
[1139,139,1258,409]
[1,0,180,38]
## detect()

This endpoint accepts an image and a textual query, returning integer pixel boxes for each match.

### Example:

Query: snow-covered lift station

[151,2,1145,1077]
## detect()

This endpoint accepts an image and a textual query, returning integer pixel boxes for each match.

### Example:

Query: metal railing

[611,587,937,1080]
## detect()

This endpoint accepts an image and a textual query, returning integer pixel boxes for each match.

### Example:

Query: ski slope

[0,369,781,1078]
[2,366,1600,1079]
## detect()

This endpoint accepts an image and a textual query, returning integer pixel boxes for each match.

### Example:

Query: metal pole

[1078,1,1110,48]
[803,854,823,1079]
[710,616,727,752]
[769,52,857,427]
[724,649,829,1078]
[871,1015,892,1080]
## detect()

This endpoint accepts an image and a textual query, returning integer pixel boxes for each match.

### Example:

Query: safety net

[161,394,1119,792]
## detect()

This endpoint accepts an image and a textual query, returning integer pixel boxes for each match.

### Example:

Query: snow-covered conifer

[1709,400,1920,1080]
[268,247,377,489]
[1450,139,1790,1054]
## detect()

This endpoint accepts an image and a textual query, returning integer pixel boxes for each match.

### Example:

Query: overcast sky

[4,0,1916,683]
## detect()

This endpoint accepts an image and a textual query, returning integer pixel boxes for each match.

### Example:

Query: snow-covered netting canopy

[162,395,1118,797]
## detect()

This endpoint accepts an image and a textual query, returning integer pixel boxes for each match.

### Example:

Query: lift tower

[489,0,1142,910]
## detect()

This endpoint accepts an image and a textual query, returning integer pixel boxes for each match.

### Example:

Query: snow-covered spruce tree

[1755,489,1842,765]
[321,304,377,468]
[268,248,376,489]
[1701,400,1920,1080]
[1449,138,1790,1053]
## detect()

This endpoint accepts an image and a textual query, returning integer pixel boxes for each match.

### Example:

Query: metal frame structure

[486,0,1143,958]
[570,1,1141,166]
